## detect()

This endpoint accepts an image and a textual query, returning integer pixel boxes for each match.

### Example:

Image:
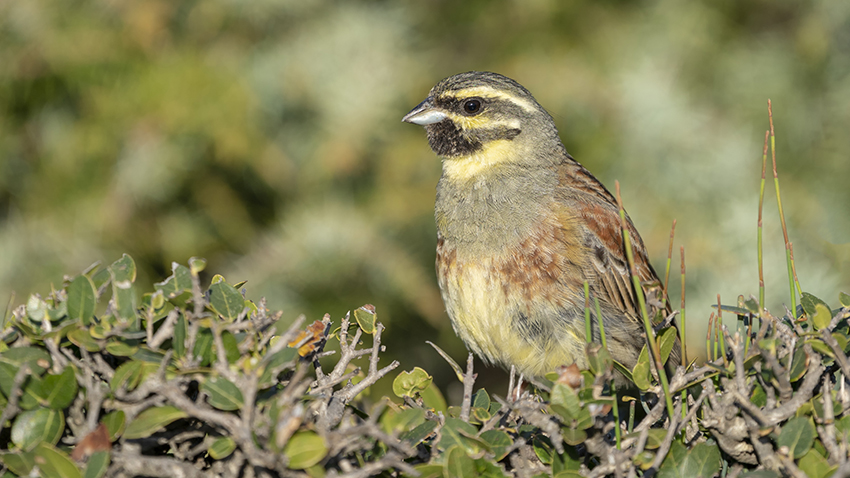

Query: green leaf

[209,436,236,460]
[109,254,137,321]
[561,427,588,446]
[26,294,48,323]
[399,420,438,446]
[11,409,65,451]
[0,346,51,375]
[472,389,490,410]
[427,341,465,382]
[258,347,297,387]
[393,367,433,398]
[412,464,445,478]
[798,448,832,478]
[743,297,760,314]
[533,437,553,464]
[110,360,143,392]
[174,314,186,358]
[586,342,612,375]
[91,268,111,292]
[777,416,815,459]
[353,305,377,334]
[479,430,512,461]
[67,275,97,325]
[658,326,678,364]
[124,406,188,439]
[445,445,477,478]
[632,345,652,390]
[420,381,447,412]
[284,431,327,470]
[839,292,850,308]
[381,407,425,434]
[194,329,214,366]
[208,281,245,321]
[189,257,207,275]
[202,376,244,411]
[67,327,102,352]
[439,418,479,453]
[801,292,830,318]
[643,429,668,449]
[83,451,110,478]
[550,384,592,430]
[657,441,721,478]
[105,340,139,357]
[154,263,193,299]
[789,347,808,382]
[221,331,240,364]
[109,254,136,283]
[102,410,126,440]
[41,366,78,409]
[474,457,509,478]
[34,442,82,478]
[751,383,767,407]
[1,450,35,476]
[812,303,832,331]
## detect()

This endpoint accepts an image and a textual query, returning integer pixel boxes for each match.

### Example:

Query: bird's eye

[463,99,482,115]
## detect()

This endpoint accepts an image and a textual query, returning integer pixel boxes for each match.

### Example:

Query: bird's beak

[402,99,447,126]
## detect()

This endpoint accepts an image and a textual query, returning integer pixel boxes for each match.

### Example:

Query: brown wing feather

[555,156,668,320]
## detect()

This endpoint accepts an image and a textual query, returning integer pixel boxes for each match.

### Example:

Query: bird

[402,71,679,385]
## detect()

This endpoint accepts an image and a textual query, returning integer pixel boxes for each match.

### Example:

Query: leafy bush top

[2,255,850,478]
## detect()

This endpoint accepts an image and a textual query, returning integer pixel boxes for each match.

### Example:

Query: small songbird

[403,71,679,384]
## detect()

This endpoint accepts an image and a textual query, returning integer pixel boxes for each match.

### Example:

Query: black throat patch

[426,120,482,157]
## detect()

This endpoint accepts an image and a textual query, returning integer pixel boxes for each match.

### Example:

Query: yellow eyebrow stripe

[444,86,537,113]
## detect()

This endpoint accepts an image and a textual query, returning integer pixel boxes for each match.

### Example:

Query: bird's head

[403,71,565,179]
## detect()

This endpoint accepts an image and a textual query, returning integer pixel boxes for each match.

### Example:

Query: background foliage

[2,0,849,391]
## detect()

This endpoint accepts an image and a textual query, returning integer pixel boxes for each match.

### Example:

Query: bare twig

[460,353,476,422]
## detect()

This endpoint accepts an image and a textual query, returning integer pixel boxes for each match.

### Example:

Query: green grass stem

[584,281,592,344]
[664,219,677,307]
[768,100,800,314]
[758,130,768,323]
[615,181,674,420]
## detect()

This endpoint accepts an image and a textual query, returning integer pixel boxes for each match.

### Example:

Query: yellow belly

[437,255,586,378]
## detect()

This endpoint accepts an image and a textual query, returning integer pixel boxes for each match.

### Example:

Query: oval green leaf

[0,346,51,374]
[353,305,377,334]
[1,450,36,476]
[658,327,678,364]
[34,442,82,478]
[444,445,476,478]
[480,429,512,461]
[154,263,193,299]
[632,345,652,390]
[124,405,187,439]
[67,275,97,325]
[777,416,815,459]
[67,327,102,352]
[102,410,126,440]
[209,436,236,460]
[83,451,110,478]
[201,376,244,411]
[208,281,245,321]
[283,431,327,470]
[42,366,78,409]
[11,409,65,451]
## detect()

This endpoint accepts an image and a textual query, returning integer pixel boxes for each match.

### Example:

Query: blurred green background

[2,0,849,394]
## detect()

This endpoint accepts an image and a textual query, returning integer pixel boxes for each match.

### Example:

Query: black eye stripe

[434,95,488,115]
